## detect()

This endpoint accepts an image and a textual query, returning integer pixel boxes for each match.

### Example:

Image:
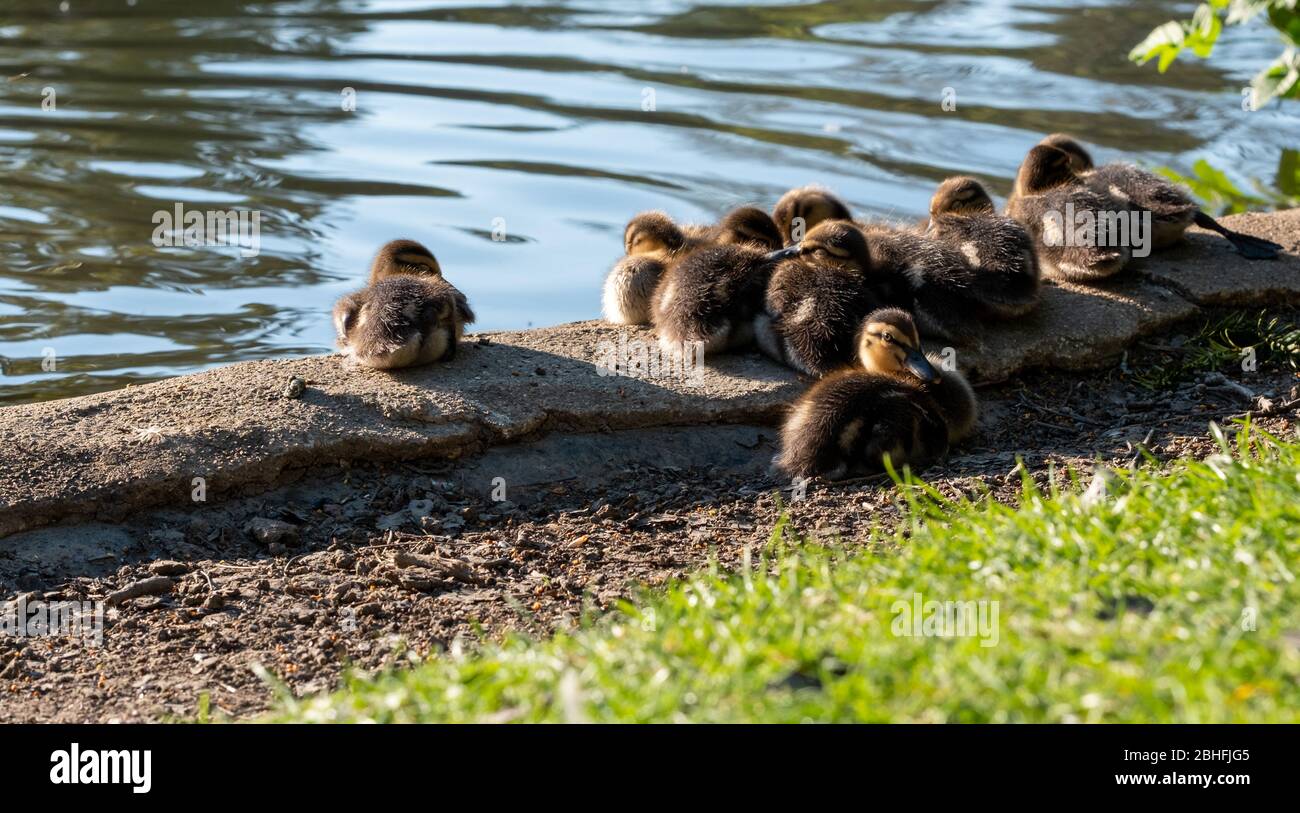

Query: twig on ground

[1202,372,1255,401]
[393,550,488,586]
[105,577,174,607]
[1017,391,1108,427]
[1227,396,1300,421]
[1128,428,1157,469]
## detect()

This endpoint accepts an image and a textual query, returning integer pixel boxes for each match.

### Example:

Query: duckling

[757,220,899,375]
[772,185,854,246]
[775,308,978,479]
[602,208,782,325]
[1038,133,1281,259]
[1006,144,1131,282]
[925,176,1040,318]
[602,212,688,325]
[650,207,783,354]
[334,240,474,369]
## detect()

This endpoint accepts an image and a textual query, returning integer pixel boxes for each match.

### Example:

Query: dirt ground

[1,314,1297,723]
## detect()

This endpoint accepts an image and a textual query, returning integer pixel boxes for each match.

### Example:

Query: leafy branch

[1130,0,1300,109]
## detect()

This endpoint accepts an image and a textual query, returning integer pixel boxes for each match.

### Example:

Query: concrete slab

[450,424,777,503]
[962,276,1199,384]
[1136,209,1300,306]
[0,323,802,538]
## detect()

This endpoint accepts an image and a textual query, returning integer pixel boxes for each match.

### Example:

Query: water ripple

[0,0,1295,403]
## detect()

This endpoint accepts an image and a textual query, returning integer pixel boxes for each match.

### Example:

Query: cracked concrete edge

[1138,209,1300,307]
[0,325,802,539]
[1,210,1297,539]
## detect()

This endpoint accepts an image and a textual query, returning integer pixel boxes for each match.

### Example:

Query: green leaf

[1193,159,1249,193]
[1188,3,1225,57]
[1267,3,1300,47]
[1157,160,1268,215]
[1226,0,1274,26]
[1130,21,1187,69]
[1250,49,1300,108]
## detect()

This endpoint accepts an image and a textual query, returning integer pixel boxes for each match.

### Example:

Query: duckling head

[370,239,442,283]
[855,308,939,384]
[772,185,853,245]
[624,211,687,257]
[717,206,783,251]
[1013,144,1077,198]
[929,176,996,220]
[1038,133,1094,173]
[766,220,871,274]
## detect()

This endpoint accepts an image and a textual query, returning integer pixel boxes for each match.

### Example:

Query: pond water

[1,0,1296,403]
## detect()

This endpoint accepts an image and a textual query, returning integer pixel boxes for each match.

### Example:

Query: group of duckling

[328,133,1280,482]
[602,133,1281,480]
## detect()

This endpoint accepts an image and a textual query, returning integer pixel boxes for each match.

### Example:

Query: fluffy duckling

[775,308,977,479]
[926,176,1040,318]
[334,239,474,369]
[772,184,854,246]
[1039,133,1281,259]
[603,208,782,325]
[602,212,689,325]
[757,220,899,375]
[1006,144,1131,282]
[650,207,783,354]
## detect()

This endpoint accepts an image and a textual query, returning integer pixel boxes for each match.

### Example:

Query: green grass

[270,422,1300,723]
[1133,311,1300,390]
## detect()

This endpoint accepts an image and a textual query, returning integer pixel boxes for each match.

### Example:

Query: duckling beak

[765,245,801,262]
[905,349,940,383]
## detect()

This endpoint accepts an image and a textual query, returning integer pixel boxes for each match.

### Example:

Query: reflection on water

[0,0,1295,403]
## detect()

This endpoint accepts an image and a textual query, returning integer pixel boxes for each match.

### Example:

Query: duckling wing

[925,359,979,443]
[766,263,881,375]
[883,229,986,341]
[456,293,475,326]
[862,225,974,289]
[1085,163,1199,249]
[424,276,475,347]
[1086,163,1196,217]
[333,291,363,345]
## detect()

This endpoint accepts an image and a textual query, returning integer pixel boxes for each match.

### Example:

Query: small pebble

[245,517,299,547]
[284,376,306,399]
